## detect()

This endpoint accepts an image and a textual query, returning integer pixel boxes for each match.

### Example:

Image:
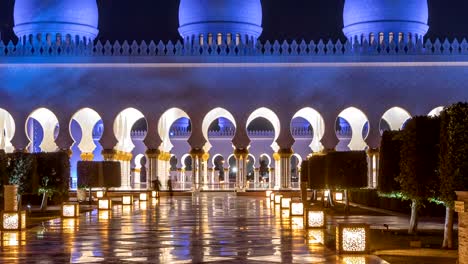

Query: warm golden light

[96,191,104,198]
[122,195,133,205]
[139,193,148,201]
[151,191,157,198]
[98,210,110,220]
[140,201,147,210]
[291,216,304,230]
[290,201,304,216]
[266,190,272,198]
[281,209,290,219]
[274,194,283,204]
[307,210,325,228]
[270,193,275,201]
[2,211,26,230]
[122,205,132,215]
[343,256,367,264]
[151,198,158,207]
[335,192,343,201]
[2,231,26,246]
[98,199,112,210]
[336,224,369,254]
[307,229,324,244]
[62,203,79,218]
[281,197,291,209]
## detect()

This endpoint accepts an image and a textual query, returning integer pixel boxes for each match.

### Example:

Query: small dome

[343,0,429,42]
[179,0,263,44]
[14,0,99,43]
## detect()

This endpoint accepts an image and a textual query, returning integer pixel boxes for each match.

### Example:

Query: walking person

[152,177,161,198]
[167,177,173,197]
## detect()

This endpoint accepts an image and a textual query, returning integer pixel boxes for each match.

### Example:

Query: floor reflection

[0,193,386,263]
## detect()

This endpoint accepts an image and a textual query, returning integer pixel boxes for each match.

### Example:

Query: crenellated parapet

[2,38,468,57]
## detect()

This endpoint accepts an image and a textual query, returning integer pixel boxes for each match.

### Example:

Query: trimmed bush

[77,161,121,188]
[378,131,402,194]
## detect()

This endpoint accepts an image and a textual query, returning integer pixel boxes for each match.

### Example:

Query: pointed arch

[292,107,325,152]
[381,107,411,132]
[27,108,59,152]
[336,107,369,151]
[246,107,280,152]
[0,109,15,153]
[70,107,102,154]
[428,106,444,117]
[158,108,190,153]
[202,107,236,152]
[114,108,146,153]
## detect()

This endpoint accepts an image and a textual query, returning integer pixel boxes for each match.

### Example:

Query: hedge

[77,161,121,188]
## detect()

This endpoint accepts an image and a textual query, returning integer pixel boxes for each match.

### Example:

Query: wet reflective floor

[0,193,387,263]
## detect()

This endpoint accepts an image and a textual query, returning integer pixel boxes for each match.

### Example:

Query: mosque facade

[0,0,467,191]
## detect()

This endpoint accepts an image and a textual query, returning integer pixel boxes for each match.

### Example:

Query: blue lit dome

[14,0,99,43]
[343,0,429,42]
[178,0,263,44]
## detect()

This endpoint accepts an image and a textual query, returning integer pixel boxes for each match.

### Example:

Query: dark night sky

[1,0,468,43]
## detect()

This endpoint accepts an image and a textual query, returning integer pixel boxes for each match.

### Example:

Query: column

[234,148,249,192]
[190,149,204,192]
[254,168,260,189]
[366,148,379,188]
[145,149,160,190]
[456,192,468,264]
[279,148,293,189]
[202,152,210,189]
[273,153,281,190]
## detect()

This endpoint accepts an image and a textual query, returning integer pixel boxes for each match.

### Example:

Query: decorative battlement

[2,38,468,57]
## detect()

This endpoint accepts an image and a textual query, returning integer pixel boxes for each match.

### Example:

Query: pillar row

[234,148,249,192]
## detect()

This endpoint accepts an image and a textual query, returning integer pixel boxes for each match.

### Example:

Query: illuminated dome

[178,0,263,44]
[14,0,99,44]
[343,0,429,43]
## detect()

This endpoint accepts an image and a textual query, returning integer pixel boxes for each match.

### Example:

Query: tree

[326,151,368,213]
[378,131,403,194]
[439,103,468,248]
[396,116,440,234]
[7,152,36,208]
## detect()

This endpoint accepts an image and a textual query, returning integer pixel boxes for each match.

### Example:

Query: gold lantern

[335,192,343,201]
[336,224,370,254]
[281,197,291,209]
[139,192,148,202]
[274,194,283,204]
[290,199,304,216]
[1,211,26,231]
[61,202,80,218]
[151,191,158,198]
[96,190,104,199]
[98,198,112,210]
[305,208,325,229]
[122,195,133,205]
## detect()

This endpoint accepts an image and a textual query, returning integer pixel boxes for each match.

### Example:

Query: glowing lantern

[335,192,343,201]
[290,199,304,216]
[342,256,367,264]
[139,193,148,202]
[96,190,104,199]
[336,224,370,254]
[274,194,283,204]
[98,199,112,210]
[98,210,110,220]
[291,216,304,230]
[61,202,80,218]
[122,195,133,205]
[305,209,325,229]
[281,197,291,209]
[151,191,158,198]
[266,190,272,198]
[1,211,26,231]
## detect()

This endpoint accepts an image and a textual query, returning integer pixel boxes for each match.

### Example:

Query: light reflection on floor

[0,193,387,263]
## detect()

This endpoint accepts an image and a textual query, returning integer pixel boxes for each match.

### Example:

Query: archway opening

[227,154,236,186]
[69,108,103,189]
[212,154,225,186]
[379,107,411,134]
[246,107,280,152]
[202,108,237,152]
[26,108,59,153]
[114,108,147,189]
[335,107,369,151]
[246,154,256,187]
[291,108,325,153]
[291,154,302,188]
[182,154,193,189]
[259,154,271,188]
[0,109,15,153]
[428,106,444,117]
